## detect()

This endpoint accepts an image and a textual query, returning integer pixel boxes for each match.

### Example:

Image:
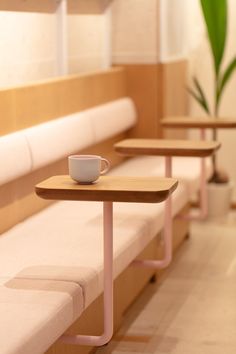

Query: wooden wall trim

[122,64,163,139]
[0,67,126,136]
[117,61,188,139]
[0,0,58,13]
[161,60,188,139]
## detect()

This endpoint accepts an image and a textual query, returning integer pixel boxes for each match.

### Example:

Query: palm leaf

[187,87,210,115]
[216,57,236,112]
[200,0,227,77]
[193,77,210,114]
[218,57,236,99]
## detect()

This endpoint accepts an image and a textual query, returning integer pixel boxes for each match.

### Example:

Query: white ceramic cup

[68,155,110,184]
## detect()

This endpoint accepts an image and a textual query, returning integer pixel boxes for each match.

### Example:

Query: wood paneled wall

[120,60,188,139]
[0,67,126,136]
[161,60,189,139]
[123,64,163,139]
[67,0,112,14]
[0,0,57,12]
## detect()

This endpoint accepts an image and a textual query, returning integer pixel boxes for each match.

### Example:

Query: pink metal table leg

[179,128,208,221]
[61,201,113,346]
[133,156,173,269]
[199,128,208,218]
[179,156,208,221]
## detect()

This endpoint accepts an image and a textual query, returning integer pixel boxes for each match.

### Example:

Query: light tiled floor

[95,212,236,354]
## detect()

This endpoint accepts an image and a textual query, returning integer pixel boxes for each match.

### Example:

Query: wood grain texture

[162,117,236,129]
[68,0,112,14]
[161,61,188,118]
[118,61,188,140]
[0,67,126,136]
[36,175,178,203]
[0,0,57,12]
[114,139,221,157]
[161,61,188,139]
[119,64,162,139]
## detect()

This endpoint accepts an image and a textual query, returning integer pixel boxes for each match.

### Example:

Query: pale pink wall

[111,0,160,64]
[0,11,57,87]
[68,12,110,73]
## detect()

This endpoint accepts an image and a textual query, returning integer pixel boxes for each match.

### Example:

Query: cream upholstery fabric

[0,131,32,186]
[109,155,212,195]
[24,111,94,170]
[0,152,200,314]
[89,98,137,143]
[0,277,83,354]
[0,98,205,353]
[0,182,187,309]
[0,97,136,186]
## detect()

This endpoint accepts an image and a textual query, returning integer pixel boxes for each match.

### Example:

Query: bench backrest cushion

[0,97,137,186]
[25,97,136,171]
[0,132,32,186]
[24,112,94,170]
[89,98,137,143]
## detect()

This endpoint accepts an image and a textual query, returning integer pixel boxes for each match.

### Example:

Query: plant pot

[207,181,234,220]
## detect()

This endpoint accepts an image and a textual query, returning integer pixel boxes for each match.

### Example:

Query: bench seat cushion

[109,156,212,195]
[0,152,206,353]
[0,278,83,354]
[0,132,32,186]
[0,180,187,312]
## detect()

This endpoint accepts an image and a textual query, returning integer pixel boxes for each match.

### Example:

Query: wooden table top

[161,116,236,129]
[36,175,178,204]
[114,139,221,157]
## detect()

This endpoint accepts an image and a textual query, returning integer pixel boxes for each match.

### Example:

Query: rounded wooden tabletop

[161,117,236,129]
[114,139,221,157]
[36,175,178,204]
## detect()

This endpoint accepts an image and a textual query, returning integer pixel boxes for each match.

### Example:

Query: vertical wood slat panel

[124,64,162,139]
[161,60,188,139]
[116,61,188,140]
[0,0,58,13]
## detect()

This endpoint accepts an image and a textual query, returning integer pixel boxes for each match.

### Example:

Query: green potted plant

[188,0,236,217]
[189,0,236,182]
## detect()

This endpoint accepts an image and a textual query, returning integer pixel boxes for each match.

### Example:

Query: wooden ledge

[161,117,236,129]
[114,139,221,158]
[36,175,178,204]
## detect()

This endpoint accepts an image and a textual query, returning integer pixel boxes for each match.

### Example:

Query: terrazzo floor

[95,212,236,354]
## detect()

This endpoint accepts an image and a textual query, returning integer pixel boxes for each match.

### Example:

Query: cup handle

[100,158,110,175]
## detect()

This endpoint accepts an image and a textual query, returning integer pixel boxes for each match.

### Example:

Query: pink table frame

[180,129,208,221]
[133,156,173,269]
[62,201,114,346]
[36,176,177,347]
[62,190,174,346]
[115,136,220,271]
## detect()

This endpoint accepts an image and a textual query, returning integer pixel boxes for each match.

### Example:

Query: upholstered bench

[0,98,211,354]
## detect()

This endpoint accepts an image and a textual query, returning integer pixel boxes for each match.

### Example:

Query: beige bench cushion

[0,278,83,354]
[24,111,94,170]
[109,155,212,195]
[0,97,137,186]
[0,131,32,186]
[89,98,137,143]
[0,181,187,309]
[25,97,136,171]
